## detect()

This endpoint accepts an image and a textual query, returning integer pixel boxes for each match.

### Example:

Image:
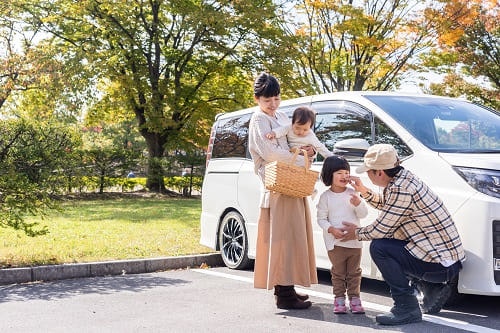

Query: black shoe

[274,285,312,310]
[292,287,309,301]
[419,282,452,314]
[276,296,312,310]
[376,308,422,325]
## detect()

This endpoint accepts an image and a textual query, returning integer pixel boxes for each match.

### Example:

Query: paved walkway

[0,253,223,285]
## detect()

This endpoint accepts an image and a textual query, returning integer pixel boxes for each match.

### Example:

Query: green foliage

[0,118,79,236]
[14,0,282,192]
[79,122,145,193]
[425,73,500,111]
[164,176,203,195]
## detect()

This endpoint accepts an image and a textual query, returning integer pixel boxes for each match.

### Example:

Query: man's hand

[339,221,358,241]
[349,176,369,194]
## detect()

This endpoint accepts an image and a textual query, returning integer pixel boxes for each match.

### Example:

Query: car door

[309,99,414,279]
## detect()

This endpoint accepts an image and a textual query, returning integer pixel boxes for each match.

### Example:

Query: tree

[0,118,78,236]
[276,0,441,93]
[80,122,144,194]
[426,73,499,110]
[0,3,50,111]
[16,0,283,192]
[421,0,499,108]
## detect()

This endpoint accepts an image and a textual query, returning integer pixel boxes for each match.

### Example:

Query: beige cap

[356,144,400,173]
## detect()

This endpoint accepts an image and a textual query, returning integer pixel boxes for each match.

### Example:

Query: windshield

[365,95,500,153]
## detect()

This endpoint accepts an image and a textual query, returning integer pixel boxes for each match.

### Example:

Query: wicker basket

[265,149,319,198]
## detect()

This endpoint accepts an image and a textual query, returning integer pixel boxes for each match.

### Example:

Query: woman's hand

[265,131,276,139]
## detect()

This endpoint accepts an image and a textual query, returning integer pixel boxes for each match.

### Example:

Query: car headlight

[453,166,500,199]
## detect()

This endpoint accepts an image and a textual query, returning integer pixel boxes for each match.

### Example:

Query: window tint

[211,113,251,159]
[374,115,413,158]
[365,95,500,152]
[279,103,307,117]
[312,101,372,161]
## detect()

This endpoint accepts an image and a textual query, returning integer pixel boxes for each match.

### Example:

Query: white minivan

[200,91,500,302]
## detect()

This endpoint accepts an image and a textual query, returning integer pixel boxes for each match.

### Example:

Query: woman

[248,72,318,310]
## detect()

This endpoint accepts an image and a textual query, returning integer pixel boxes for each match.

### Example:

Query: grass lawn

[0,194,214,268]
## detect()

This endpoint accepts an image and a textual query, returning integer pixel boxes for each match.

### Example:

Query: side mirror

[333,139,370,159]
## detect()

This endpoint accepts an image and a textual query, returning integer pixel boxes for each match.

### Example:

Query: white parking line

[192,268,499,333]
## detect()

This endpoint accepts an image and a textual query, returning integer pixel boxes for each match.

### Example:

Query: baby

[266,106,333,158]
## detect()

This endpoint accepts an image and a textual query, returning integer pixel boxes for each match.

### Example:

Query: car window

[312,101,372,161]
[374,115,413,159]
[365,95,500,152]
[280,103,307,116]
[212,113,251,159]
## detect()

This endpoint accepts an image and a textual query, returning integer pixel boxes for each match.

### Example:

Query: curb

[0,253,224,286]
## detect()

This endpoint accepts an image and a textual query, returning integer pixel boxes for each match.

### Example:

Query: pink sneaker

[350,297,365,314]
[333,297,347,314]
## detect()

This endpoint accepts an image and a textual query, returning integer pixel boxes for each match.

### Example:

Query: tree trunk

[143,131,167,193]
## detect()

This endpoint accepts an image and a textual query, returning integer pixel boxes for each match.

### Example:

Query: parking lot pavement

[1,266,499,333]
[1,257,499,333]
[0,265,500,333]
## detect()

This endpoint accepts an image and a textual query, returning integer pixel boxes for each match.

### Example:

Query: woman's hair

[253,72,280,98]
[292,106,316,128]
[321,155,351,186]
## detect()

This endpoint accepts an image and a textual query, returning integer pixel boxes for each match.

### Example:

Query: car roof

[214,91,469,121]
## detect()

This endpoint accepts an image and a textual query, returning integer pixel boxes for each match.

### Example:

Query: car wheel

[218,211,251,270]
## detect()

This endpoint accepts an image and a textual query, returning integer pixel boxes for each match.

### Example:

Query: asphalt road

[0,265,498,333]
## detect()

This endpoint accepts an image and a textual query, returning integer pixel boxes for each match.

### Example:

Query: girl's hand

[350,193,361,207]
[328,226,345,239]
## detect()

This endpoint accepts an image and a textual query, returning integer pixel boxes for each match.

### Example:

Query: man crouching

[341,144,465,325]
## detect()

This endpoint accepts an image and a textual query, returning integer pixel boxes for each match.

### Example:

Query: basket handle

[290,149,310,172]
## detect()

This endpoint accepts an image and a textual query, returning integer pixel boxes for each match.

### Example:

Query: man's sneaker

[419,282,452,314]
[333,297,347,314]
[349,297,365,314]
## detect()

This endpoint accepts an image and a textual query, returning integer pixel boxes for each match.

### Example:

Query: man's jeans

[370,239,462,297]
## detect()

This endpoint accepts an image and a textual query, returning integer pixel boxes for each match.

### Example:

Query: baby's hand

[350,193,361,207]
[265,131,276,139]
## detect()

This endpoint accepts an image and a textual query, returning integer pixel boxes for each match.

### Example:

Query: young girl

[317,155,368,314]
[266,106,332,159]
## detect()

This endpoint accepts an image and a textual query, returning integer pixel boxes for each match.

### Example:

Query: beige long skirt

[253,192,318,290]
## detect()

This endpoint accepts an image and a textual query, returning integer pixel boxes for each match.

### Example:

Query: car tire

[218,211,251,270]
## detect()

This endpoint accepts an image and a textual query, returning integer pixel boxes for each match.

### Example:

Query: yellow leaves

[439,29,464,47]
[295,26,309,37]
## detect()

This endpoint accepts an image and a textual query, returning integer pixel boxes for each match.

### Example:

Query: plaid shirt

[357,168,466,264]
